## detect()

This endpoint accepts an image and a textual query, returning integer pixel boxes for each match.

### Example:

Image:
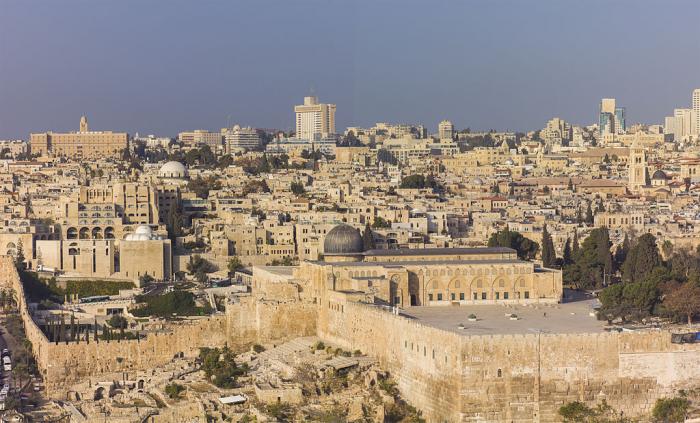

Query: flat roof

[312,259,530,267]
[362,247,516,256]
[401,298,605,336]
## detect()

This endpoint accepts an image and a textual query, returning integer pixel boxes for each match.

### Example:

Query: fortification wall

[317,300,700,423]
[0,257,317,395]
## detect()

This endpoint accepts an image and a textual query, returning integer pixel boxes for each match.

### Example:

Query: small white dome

[473,177,484,185]
[159,161,187,179]
[134,225,153,235]
[125,225,161,241]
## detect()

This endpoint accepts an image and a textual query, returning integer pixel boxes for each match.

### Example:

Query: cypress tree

[622,233,660,283]
[541,224,556,267]
[596,228,613,277]
[572,231,580,256]
[615,233,630,269]
[362,222,375,251]
[585,202,594,225]
[563,238,572,265]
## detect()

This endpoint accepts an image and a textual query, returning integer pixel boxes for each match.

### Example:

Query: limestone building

[438,120,454,140]
[294,96,336,140]
[177,130,222,148]
[294,224,562,308]
[30,116,128,159]
[628,140,649,191]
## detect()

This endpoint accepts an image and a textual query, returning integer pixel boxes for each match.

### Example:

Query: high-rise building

[598,98,626,139]
[692,88,700,135]
[614,107,626,134]
[294,96,336,140]
[438,120,454,140]
[30,116,128,159]
[664,108,693,140]
[225,125,261,153]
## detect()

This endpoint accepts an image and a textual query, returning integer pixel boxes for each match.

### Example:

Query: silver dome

[324,224,364,255]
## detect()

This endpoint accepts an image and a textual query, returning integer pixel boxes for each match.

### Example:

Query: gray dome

[324,224,364,255]
[651,169,668,180]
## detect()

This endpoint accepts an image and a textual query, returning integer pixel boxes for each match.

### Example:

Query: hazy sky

[1,0,699,139]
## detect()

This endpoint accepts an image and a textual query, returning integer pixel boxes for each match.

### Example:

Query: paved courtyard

[401,298,605,335]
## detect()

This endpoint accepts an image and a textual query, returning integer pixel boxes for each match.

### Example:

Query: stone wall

[317,299,700,422]
[0,256,317,395]
[6,254,700,422]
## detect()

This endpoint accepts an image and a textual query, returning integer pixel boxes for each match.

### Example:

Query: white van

[2,356,10,372]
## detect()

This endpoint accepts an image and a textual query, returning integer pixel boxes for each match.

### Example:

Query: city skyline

[2,0,700,138]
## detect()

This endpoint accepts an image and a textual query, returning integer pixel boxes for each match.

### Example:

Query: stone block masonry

[0,256,317,395]
[317,299,700,422]
[4,256,700,422]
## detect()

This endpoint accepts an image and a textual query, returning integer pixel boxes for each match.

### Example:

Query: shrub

[199,346,247,389]
[107,314,128,329]
[131,291,210,318]
[165,383,185,399]
[652,397,690,423]
[252,344,265,353]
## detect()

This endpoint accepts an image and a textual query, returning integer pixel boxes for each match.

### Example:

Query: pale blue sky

[1,0,699,138]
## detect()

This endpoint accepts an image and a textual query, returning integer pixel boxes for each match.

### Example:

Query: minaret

[628,137,648,191]
[79,115,89,132]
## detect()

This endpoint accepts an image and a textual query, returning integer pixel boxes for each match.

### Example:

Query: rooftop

[401,293,605,335]
[362,247,515,256]
[311,258,530,267]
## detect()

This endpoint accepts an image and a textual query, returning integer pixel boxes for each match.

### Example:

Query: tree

[567,178,574,191]
[186,255,215,283]
[227,256,243,275]
[14,239,25,271]
[188,176,221,199]
[362,222,376,251]
[564,228,612,290]
[290,181,305,196]
[572,231,579,256]
[541,224,556,267]
[108,314,128,330]
[585,202,594,225]
[596,228,613,278]
[562,238,572,265]
[166,205,184,246]
[652,397,690,423]
[165,382,185,399]
[372,216,391,229]
[622,233,660,283]
[487,229,539,260]
[614,233,630,270]
[664,283,700,325]
[139,274,154,286]
[558,400,628,423]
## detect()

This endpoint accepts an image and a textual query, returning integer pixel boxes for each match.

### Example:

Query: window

[495,292,500,300]
[460,293,465,301]
[504,292,509,300]
[473,292,478,300]
[428,294,433,301]
[481,292,487,300]
[451,293,455,301]
[437,293,443,301]
[524,291,530,299]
